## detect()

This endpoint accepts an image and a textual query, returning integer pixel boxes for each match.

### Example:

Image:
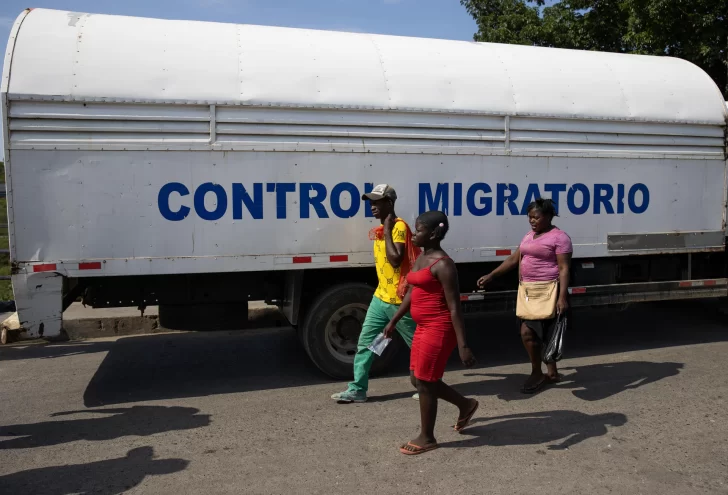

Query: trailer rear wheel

[300,283,401,379]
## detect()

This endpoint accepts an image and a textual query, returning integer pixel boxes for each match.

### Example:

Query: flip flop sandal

[399,442,439,456]
[453,400,479,432]
[521,376,548,394]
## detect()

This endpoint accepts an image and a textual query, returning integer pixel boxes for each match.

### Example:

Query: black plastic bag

[542,314,567,363]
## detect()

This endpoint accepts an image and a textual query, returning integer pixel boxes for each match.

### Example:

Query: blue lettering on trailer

[158,182,650,221]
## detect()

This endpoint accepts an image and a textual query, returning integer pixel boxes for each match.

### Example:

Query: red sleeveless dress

[407,257,458,382]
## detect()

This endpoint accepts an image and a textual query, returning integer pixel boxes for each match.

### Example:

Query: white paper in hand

[367,333,392,356]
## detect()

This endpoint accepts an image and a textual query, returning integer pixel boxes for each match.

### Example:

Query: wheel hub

[324,303,368,364]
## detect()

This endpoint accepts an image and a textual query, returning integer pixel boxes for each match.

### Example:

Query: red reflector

[705,280,717,286]
[292,256,312,264]
[33,264,57,273]
[571,287,587,294]
[79,262,102,270]
[495,250,512,256]
[460,295,469,301]
[679,281,692,288]
[330,255,348,263]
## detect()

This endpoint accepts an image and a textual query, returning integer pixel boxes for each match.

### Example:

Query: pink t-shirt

[519,228,573,282]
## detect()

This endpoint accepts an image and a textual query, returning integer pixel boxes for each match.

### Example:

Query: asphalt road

[0,301,727,494]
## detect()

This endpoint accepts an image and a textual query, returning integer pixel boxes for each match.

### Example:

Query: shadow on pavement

[0,406,210,450]
[371,360,683,403]
[82,328,329,407]
[0,341,114,361]
[441,410,627,450]
[460,361,684,402]
[0,446,188,494]
[0,301,722,406]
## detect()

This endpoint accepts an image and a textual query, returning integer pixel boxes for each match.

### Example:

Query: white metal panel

[9,101,210,121]
[237,25,390,108]
[370,35,516,114]
[215,107,507,130]
[8,150,725,275]
[8,101,722,159]
[5,8,727,125]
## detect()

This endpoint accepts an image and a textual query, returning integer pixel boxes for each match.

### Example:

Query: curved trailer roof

[2,8,726,125]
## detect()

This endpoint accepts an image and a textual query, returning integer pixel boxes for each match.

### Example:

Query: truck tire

[159,302,249,331]
[300,283,402,379]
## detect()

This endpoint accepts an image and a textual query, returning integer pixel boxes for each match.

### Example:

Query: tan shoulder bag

[516,253,558,320]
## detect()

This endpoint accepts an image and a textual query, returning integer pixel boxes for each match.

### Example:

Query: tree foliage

[461,0,728,97]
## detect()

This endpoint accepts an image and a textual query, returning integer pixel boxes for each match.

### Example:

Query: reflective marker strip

[570,287,587,294]
[280,255,350,264]
[460,294,485,302]
[481,249,513,257]
[32,264,57,273]
[679,280,717,288]
[32,262,103,272]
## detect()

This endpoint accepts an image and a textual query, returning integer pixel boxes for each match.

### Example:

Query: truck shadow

[0,340,114,361]
[5,301,719,407]
[82,328,330,407]
[0,406,210,450]
[440,410,627,450]
[0,446,188,494]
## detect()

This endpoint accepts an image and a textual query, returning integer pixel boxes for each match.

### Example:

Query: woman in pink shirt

[477,199,572,394]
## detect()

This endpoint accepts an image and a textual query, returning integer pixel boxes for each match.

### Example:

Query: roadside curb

[1,304,287,343]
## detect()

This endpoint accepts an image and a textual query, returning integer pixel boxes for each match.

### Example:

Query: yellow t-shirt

[373,220,407,305]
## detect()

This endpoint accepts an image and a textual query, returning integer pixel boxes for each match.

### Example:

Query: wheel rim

[324,303,368,365]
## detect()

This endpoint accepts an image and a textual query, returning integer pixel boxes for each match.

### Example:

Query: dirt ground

[1,302,726,494]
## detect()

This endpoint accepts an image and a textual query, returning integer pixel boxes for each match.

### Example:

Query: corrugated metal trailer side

[2,9,727,377]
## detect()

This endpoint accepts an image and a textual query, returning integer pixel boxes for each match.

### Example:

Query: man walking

[331,184,420,403]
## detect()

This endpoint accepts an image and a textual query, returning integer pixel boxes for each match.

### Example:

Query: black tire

[159,302,248,331]
[300,283,402,379]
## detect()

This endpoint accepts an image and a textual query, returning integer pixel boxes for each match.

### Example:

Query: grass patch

[0,281,12,301]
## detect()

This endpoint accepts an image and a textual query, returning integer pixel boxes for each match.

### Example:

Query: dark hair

[527,198,557,218]
[417,210,449,240]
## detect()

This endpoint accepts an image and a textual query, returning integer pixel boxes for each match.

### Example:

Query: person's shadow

[0,446,188,494]
[460,361,683,402]
[554,361,684,401]
[0,406,210,450]
[442,410,627,450]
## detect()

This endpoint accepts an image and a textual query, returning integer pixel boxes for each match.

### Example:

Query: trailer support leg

[12,272,65,340]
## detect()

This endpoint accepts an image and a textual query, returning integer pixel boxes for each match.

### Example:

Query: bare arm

[477,248,520,288]
[383,287,412,338]
[556,252,571,314]
[435,259,476,366]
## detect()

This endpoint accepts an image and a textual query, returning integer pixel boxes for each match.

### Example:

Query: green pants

[348,296,416,393]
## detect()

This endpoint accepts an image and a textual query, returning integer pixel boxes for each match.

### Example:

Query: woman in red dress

[384,211,478,455]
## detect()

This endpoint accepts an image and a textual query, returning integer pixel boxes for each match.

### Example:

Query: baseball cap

[362,184,398,202]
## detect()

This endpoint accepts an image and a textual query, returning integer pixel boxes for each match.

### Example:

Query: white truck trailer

[2,8,727,377]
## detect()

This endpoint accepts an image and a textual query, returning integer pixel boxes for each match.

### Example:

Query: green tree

[461,0,728,97]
